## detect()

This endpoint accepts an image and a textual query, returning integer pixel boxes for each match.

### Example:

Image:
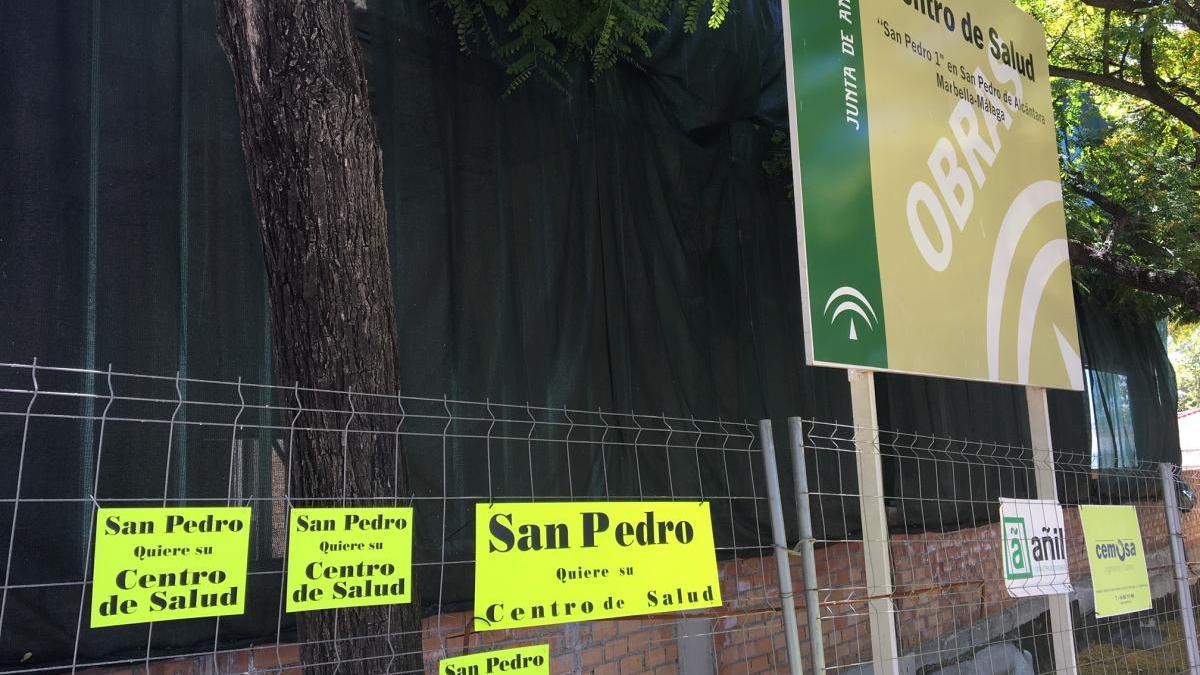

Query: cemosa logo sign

[1080,505,1152,617]
[783,0,1083,389]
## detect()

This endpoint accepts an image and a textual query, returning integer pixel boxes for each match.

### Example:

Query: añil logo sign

[1003,517,1067,581]
[998,498,1072,598]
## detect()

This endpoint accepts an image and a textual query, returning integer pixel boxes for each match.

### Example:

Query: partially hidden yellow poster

[473,502,721,631]
[91,507,250,627]
[1079,505,1151,618]
[439,644,549,675]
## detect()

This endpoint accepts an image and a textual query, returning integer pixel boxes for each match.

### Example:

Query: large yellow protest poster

[286,507,414,611]
[473,502,721,631]
[91,507,250,627]
[1079,505,1152,618]
[439,644,550,675]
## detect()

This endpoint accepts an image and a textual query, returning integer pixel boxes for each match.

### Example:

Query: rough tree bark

[214,0,423,672]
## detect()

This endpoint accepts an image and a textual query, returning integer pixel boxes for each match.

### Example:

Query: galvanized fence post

[1159,462,1200,674]
[759,419,805,675]
[788,417,825,675]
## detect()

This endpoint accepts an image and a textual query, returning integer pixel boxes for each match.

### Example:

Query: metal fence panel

[1,360,1197,674]
[0,362,792,674]
[796,419,1199,675]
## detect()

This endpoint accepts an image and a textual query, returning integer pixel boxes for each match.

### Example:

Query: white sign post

[1027,388,1078,673]
[851,370,900,674]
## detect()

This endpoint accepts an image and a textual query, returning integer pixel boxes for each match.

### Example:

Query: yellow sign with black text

[286,507,414,611]
[439,644,550,675]
[473,501,721,631]
[90,507,250,627]
[1080,505,1152,618]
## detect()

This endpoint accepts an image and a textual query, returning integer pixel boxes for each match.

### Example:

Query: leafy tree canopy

[1173,321,1200,410]
[1014,0,1200,322]
[438,0,1199,320]
[435,0,728,93]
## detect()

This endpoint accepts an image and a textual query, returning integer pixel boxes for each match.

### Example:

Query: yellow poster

[90,507,250,627]
[286,507,414,611]
[1079,505,1152,618]
[439,644,550,675]
[473,502,721,631]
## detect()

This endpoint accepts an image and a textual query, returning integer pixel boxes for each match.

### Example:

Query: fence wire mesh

[0,362,788,675]
[1,360,1198,674]
[797,419,1199,675]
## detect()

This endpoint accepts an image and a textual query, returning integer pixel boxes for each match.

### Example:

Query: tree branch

[1139,35,1159,88]
[1063,175,1132,224]
[1077,0,1199,24]
[1163,76,1200,106]
[1049,63,1200,133]
[1172,0,1200,33]
[1049,64,1155,98]
[1062,173,1135,247]
[1052,18,1079,57]
[1101,10,1110,72]
[1062,175,1200,311]
[1070,241,1200,312]
[1080,0,1162,11]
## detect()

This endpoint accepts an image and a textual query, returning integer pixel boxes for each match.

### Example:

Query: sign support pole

[849,369,899,674]
[1026,387,1077,674]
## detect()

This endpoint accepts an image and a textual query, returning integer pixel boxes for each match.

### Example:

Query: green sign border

[1002,516,1033,580]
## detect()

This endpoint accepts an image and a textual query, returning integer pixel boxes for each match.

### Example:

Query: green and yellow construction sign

[784,0,1082,389]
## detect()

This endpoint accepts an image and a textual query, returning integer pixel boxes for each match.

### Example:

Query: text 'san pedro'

[91,507,251,628]
[286,507,414,612]
[473,502,722,630]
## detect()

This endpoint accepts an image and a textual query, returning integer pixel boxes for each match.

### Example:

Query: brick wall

[86,490,1200,674]
[707,499,1188,672]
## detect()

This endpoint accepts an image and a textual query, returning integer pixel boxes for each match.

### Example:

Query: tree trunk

[213,0,423,672]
